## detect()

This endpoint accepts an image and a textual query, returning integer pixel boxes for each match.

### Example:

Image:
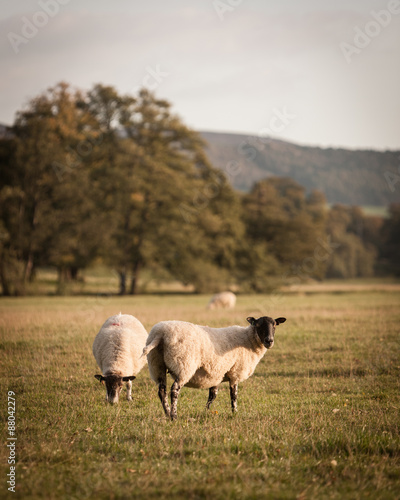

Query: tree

[85,86,243,294]
[0,134,23,295]
[380,203,400,275]
[242,177,328,289]
[325,205,378,278]
[0,83,244,295]
[0,82,103,294]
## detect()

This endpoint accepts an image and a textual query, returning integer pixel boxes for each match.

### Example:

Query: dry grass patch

[1,291,399,499]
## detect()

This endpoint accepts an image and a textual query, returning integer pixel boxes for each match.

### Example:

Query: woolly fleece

[144,320,267,389]
[93,314,148,378]
[207,291,236,310]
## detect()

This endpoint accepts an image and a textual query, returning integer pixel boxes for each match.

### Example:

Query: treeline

[0,83,399,296]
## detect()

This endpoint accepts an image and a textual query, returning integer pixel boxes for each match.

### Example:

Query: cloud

[0,1,399,149]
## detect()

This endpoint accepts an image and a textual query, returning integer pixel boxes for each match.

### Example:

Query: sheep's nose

[107,394,119,404]
[265,340,274,348]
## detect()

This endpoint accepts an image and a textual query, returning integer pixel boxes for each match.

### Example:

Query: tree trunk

[0,255,11,296]
[129,260,141,295]
[69,266,79,280]
[29,265,36,282]
[23,199,37,284]
[119,270,127,295]
[23,252,34,283]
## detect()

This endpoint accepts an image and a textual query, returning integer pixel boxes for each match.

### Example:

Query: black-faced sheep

[93,313,148,404]
[142,316,286,420]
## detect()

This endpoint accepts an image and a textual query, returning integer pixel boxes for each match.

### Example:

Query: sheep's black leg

[206,386,219,409]
[170,379,182,421]
[230,383,238,413]
[158,378,171,418]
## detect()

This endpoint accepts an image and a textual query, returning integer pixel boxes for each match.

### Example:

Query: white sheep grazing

[142,315,286,420]
[93,313,148,404]
[207,291,236,310]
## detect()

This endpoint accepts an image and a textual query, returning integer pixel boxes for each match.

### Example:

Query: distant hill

[1,121,398,207]
[200,131,400,207]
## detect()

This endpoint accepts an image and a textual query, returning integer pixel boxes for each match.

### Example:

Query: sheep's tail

[141,333,162,358]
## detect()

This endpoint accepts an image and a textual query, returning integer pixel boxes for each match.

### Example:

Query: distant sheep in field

[207,291,236,310]
[93,313,148,404]
[142,315,286,420]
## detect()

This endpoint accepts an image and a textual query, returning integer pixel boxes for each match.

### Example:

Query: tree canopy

[0,82,396,295]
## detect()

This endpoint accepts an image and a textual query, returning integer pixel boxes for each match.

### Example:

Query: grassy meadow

[1,289,400,499]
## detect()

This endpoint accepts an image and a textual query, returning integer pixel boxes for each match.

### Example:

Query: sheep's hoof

[127,396,132,402]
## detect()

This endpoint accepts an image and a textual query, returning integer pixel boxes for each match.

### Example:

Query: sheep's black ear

[275,317,286,325]
[122,375,136,382]
[94,374,104,382]
[246,317,257,326]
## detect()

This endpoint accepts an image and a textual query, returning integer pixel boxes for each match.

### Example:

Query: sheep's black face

[247,316,286,349]
[94,374,123,404]
[104,375,124,404]
[94,374,136,404]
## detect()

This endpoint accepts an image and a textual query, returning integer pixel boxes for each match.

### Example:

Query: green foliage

[235,241,282,293]
[83,86,243,294]
[0,83,397,296]
[0,83,243,295]
[242,178,328,290]
[380,203,400,276]
[325,205,379,279]
[0,219,24,295]
[0,83,108,294]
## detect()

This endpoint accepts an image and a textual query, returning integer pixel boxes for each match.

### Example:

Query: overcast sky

[1,0,399,150]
